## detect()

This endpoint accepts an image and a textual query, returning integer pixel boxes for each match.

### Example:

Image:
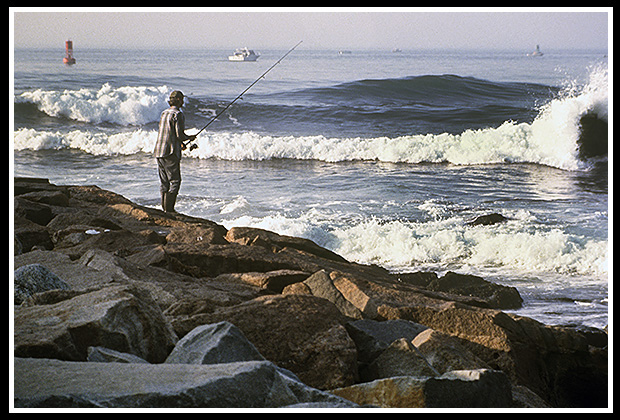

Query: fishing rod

[183,40,303,150]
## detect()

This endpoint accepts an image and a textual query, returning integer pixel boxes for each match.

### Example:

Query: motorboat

[527,45,544,57]
[228,47,260,61]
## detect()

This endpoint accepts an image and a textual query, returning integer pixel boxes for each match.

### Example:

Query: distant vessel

[528,45,544,57]
[338,50,352,55]
[392,48,402,53]
[63,40,76,65]
[228,47,260,61]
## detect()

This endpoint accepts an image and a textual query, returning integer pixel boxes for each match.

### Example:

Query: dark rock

[13,216,53,253]
[360,337,439,382]
[428,271,523,309]
[396,271,439,287]
[466,213,509,226]
[14,263,71,305]
[14,177,67,196]
[412,328,491,374]
[14,357,358,408]
[14,284,178,363]
[331,369,512,408]
[345,319,427,362]
[170,294,358,390]
[18,190,69,207]
[578,112,607,158]
[215,269,310,294]
[165,321,265,365]
[226,226,348,263]
[14,196,54,226]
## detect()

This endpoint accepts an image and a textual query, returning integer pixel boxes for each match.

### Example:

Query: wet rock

[226,226,348,263]
[428,271,523,309]
[466,213,509,226]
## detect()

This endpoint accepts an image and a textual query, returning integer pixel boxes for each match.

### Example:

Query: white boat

[527,45,544,57]
[228,47,260,61]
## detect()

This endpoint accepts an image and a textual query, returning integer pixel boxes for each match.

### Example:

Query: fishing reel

[189,143,199,151]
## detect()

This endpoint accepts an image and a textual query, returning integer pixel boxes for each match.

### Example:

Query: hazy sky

[12,8,610,51]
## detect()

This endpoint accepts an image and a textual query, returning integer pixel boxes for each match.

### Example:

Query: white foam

[222,209,608,281]
[14,66,608,171]
[17,83,170,125]
[220,196,250,215]
[13,127,157,155]
[186,65,607,171]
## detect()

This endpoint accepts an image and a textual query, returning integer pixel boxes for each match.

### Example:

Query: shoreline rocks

[12,178,608,408]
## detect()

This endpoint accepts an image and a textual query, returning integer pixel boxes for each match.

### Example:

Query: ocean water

[12,46,609,329]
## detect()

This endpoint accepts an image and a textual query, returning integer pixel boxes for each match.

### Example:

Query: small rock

[466,213,509,226]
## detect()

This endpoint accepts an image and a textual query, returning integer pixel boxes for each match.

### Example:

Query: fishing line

[183,40,303,150]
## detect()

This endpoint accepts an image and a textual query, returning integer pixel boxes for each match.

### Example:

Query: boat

[228,47,260,61]
[63,40,76,65]
[527,45,544,57]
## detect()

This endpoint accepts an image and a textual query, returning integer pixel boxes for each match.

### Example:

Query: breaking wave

[220,203,608,280]
[14,66,607,171]
[15,83,170,126]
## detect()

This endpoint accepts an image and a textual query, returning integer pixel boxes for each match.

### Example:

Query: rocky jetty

[13,177,608,408]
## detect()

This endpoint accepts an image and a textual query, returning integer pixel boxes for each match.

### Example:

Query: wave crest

[16,83,170,126]
[13,67,607,171]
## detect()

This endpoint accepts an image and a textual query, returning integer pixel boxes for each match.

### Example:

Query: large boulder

[165,322,265,365]
[225,226,349,263]
[170,294,358,390]
[344,318,428,364]
[14,358,358,408]
[427,271,523,309]
[412,328,491,374]
[284,268,606,407]
[14,284,177,363]
[379,302,607,407]
[360,338,439,382]
[215,269,311,294]
[331,368,512,408]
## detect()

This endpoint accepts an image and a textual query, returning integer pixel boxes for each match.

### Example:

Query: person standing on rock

[154,90,196,213]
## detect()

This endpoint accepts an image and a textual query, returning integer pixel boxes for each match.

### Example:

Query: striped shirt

[154,106,190,158]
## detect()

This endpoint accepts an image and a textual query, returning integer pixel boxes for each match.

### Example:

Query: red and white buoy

[63,40,76,65]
